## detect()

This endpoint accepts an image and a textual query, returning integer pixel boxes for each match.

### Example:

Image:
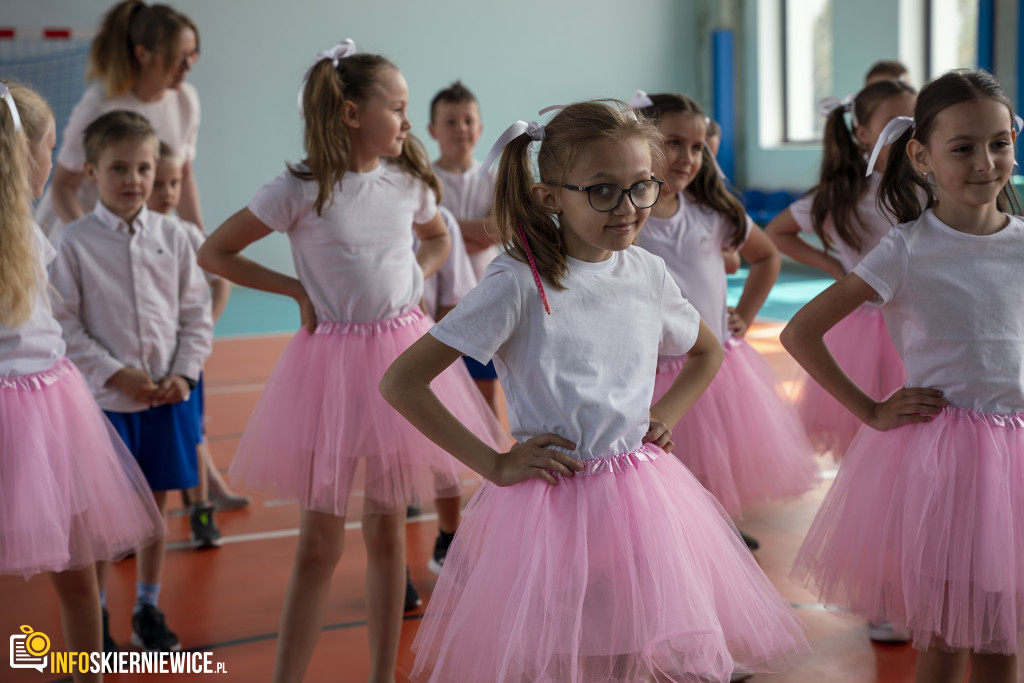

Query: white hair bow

[315,39,357,68]
[479,120,545,178]
[865,116,914,177]
[0,83,21,133]
[629,89,654,109]
[819,94,859,127]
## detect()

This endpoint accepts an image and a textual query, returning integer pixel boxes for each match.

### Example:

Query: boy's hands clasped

[107,367,192,406]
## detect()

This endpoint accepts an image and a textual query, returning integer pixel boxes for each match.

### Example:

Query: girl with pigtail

[633,93,817,544]
[785,69,1024,683]
[383,100,809,683]
[199,41,505,683]
[0,81,164,682]
[767,79,917,462]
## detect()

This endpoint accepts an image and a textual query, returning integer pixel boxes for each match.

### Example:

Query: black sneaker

[102,607,119,654]
[131,605,181,652]
[427,530,455,576]
[404,567,422,611]
[189,503,222,549]
[406,505,422,518]
[740,530,760,551]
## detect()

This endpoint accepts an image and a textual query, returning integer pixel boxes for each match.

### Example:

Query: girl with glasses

[634,93,818,549]
[383,100,809,682]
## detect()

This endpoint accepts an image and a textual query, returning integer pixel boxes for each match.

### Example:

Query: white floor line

[168,512,441,551]
[205,382,267,395]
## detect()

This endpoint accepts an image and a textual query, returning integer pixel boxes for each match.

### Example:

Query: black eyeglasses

[546,179,663,212]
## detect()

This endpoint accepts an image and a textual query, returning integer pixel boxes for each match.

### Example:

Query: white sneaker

[867,620,910,643]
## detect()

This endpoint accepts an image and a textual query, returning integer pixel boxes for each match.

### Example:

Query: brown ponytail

[810,80,916,252]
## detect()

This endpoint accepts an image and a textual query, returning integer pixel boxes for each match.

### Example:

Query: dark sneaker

[131,604,181,652]
[406,505,422,518]
[427,530,455,576]
[189,503,222,549]
[102,607,120,654]
[404,567,422,611]
[740,530,760,551]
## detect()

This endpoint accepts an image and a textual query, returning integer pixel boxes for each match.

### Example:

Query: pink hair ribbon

[0,84,21,133]
[516,222,551,315]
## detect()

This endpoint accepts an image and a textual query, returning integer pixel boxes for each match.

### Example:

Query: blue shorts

[105,400,201,491]
[462,356,498,380]
[183,374,206,436]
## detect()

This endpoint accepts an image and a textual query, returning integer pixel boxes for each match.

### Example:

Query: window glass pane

[785,0,832,141]
[930,0,977,76]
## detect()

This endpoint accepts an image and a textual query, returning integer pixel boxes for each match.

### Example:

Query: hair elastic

[0,84,22,133]
[629,89,654,109]
[819,93,859,128]
[479,119,545,177]
[315,38,357,67]
[865,115,914,176]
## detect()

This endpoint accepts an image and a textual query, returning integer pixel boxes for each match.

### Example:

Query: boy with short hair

[50,110,213,653]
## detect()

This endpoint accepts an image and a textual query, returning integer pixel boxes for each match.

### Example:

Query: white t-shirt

[854,209,1024,414]
[0,224,65,377]
[248,162,437,323]
[637,192,753,342]
[35,82,201,240]
[789,172,894,274]
[433,160,498,280]
[431,248,700,459]
[415,205,476,319]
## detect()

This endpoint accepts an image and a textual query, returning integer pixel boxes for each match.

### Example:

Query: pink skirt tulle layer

[792,406,1024,654]
[652,337,818,518]
[228,309,508,516]
[411,444,810,683]
[796,304,906,460]
[0,359,165,579]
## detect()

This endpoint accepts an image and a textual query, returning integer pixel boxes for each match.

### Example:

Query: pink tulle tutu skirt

[796,304,906,459]
[229,309,507,516]
[0,359,166,579]
[792,406,1024,654]
[652,337,818,518]
[411,444,809,682]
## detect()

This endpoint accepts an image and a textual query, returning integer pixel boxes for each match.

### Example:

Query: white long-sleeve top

[49,202,213,412]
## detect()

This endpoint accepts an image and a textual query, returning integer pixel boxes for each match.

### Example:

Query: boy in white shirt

[50,110,213,654]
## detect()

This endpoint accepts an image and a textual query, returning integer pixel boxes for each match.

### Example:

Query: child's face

[855,92,916,172]
[537,136,655,263]
[657,112,706,194]
[348,67,411,159]
[149,157,183,215]
[28,115,56,199]
[429,101,483,160]
[85,138,158,223]
[909,98,1015,213]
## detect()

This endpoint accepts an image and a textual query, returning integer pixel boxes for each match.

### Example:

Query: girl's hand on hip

[727,307,748,337]
[493,434,582,487]
[642,419,674,452]
[867,387,947,431]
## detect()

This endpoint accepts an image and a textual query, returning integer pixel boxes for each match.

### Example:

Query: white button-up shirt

[50,202,213,412]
